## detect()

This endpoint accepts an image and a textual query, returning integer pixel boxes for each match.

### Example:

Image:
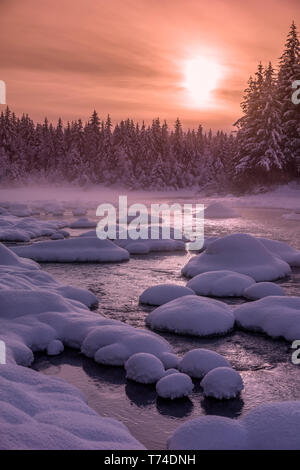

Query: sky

[0,0,298,131]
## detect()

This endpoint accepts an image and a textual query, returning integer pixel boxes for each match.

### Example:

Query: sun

[184,56,221,106]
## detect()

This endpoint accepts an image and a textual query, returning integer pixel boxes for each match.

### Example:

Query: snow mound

[0,242,38,270]
[204,202,240,219]
[47,339,64,356]
[70,218,97,229]
[243,282,285,300]
[12,237,130,263]
[201,367,244,399]
[179,349,231,379]
[234,296,300,341]
[125,353,165,384]
[158,352,179,369]
[0,215,68,241]
[182,233,291,281]
[0,365,144,450]
[163,368,179,377]
[139,284,194,306]
[72,208,88,217]
[257,237,300,267]
[146,296,234,337]
[187,270,255,297]
[156,373,194,399]
[51,232,65,240]
[168,416,248,450]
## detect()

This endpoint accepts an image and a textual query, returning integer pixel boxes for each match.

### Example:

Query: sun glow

[184,56,221,107]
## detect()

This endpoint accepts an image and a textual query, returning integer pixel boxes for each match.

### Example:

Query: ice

[146,296,234,337]
[69,218,97,229]
[0,365,144,450]
[201,367,244,399]
[243,282,285,300]
[178,349,232,379]
[125,353,165,384]
[204,201,240,219]
[12,237,130,263]
[156,373,194,399]
[182,233,291,281]
[186,270,255,297]
[139,284,194,306]
[234,296,300,341]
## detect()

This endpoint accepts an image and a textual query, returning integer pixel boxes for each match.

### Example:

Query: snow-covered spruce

[257,237,300,267]
[187,270,255,297]
[69,218,97,229]
[0,365,144,450]
[201,367,244,399]
[182,233,291,281]
[243,282,285,300]
[12,237,130,263]
[139,284,194,306]
[168,401,300,450]
[204,202,240,219]
[156,373,194,400]
[125,353,165,384]
[146,295,234,337]
[234,296,300,341]
[179,349,231,379]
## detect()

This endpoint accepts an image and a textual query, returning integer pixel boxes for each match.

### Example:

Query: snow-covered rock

[0,365,144,450]
[234,296,300,341]
[187,270,255,297]
[243,282,285,300]
[51,232,65,240]
[47,339,64,356]
[156,373,194,399]
[70,218,97,229]
[158,352,179,369]
[179,349,231,379]
[257,237,300,267]
[201,367,244,399]
[146,296,234,337]
[125,353,165,384]
[12,237,130,263]
[182,233,291,281]
[204,202,240,219]
[0,215,68,242]
[0,242,38,270]
[72,208,88,217]
[139,284,194,306]
[163,368,179,377]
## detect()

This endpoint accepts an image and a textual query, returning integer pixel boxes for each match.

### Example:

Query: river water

[32,204,300,450]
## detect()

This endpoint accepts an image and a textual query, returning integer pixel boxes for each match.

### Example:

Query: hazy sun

[184,56,221,106]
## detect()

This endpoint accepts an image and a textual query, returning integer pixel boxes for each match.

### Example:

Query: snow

[243,282,285,300]
[204,202,240,219]
[125,353,165,384]
[187,270,255,297]
[201,367,244,399]
[156,373,194,399]
[257,237,300,267]
[158,352,179,369]
[72,208,88,217]
[179,349,231,379]
[182,233,291,281]
[12,237,130,263]
[47,339,64,356]
[234,296,300,341]
[169,400,300,450]
[282,212,300,221]
[163,368,179,377]
[51,232,65,240]
[146,296,234,337]
[139,284,194,306]
[0,215,68,242]
[0,242,38,270]
[69,218,97,229]
[168,416,248,450]
[0,365,144,450]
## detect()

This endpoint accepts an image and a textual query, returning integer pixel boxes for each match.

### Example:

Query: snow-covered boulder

[139,284,194,306]
[168,416,248,450]
[187,270,255,297]
[243,282,285,300]
[158,352,179,369]
[201,367,244,399]
[0,365,144,450]
[163,368,179,377]
[257,237,300,267]
[179,349,231,379]
[72,208,88,217]
[51,232,65,240]
[204,202,240,219]
[146,296,234,337]
[12,237,130,263]
[156,373,194,399]
[0,242,38,270]
[47,339,64,356]
[0,215,68,241]
[234,296,300,341]
[70,218,97,229]
[182,233,291,281]
[125,353,165,384]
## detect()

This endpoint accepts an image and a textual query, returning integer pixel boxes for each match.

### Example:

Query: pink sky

[0,0,298,130]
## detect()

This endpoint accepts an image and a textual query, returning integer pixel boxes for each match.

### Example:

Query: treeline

[0,23,299,192]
